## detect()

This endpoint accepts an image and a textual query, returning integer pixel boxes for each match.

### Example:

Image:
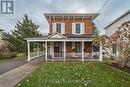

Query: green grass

[16,62,130,87]
[0,53,26,62]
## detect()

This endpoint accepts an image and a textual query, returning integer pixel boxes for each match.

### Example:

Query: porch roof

[24,32,95,42]
[24,37,94,42]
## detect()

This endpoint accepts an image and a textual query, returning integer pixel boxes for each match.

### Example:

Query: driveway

[0,60,27,74]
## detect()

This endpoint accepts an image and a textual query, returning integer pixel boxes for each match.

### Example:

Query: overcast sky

[0,0,130,34]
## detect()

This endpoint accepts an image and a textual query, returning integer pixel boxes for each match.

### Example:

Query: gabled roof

[105,9,130,29]
[46,32,68,39]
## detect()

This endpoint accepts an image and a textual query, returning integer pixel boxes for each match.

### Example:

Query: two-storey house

[25,13,101,62]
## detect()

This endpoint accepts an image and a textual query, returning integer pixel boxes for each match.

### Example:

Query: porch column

[45,41,47,60]
[43,42,44,55]
[99,42,103,62]
[37,43,40,57]
[82,41,84,62]
[27,41,30,61]
[63,41,66,61]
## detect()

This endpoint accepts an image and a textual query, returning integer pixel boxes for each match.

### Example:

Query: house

[105,10,130,37]
[105,10,130,59]
[25,13,102,62]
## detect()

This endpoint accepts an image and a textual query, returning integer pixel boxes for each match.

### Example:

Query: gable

[47,32,67,39]
[50,34,65,39]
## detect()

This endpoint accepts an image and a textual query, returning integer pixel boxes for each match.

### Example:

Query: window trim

[72,22,84,35]
[56,23,61,33]
[52,22,65,34]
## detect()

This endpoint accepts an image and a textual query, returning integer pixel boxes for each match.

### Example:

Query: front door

[54,42,61,57]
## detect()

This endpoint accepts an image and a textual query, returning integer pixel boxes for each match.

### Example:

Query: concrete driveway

[0,60,26,74]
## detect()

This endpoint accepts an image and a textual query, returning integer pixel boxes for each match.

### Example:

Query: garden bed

[108,62,130,74]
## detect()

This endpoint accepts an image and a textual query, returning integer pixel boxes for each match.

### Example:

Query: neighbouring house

[105,10,130,59]
[25,13,103,62]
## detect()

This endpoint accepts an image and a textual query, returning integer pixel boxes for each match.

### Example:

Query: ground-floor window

[75,42,81,53]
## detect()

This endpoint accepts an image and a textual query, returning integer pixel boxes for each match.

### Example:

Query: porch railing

[46,53,100,61]
[29,52,100,61]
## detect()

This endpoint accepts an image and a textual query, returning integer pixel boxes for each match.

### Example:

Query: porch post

[27,41,30,61]
[37,43,40,57]
[82,41,84,62]
[43,42,44,55]
[45,41,47,60]
[63,41,66,61]
[99,42,103,62]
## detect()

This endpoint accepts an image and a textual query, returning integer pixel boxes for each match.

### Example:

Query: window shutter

[52,23,56,33]
[82,23,85,34]
[61,23,65,34]
[72,23,75,34]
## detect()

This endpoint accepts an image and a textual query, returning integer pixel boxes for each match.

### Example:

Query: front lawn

[16,62,130,87]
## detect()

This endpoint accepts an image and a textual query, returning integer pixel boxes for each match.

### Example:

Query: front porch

[25,32,102,62]
[27,41,101,62]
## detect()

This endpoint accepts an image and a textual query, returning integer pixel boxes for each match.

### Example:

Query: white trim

[47,32,68,39]
[52,22,65,34]
[45,41,48,60]
[82,23,85,34]
[26,39,93,42]
[82,41,84,62]
[63,41,66,61]
[61,23,65,34]
[72,23,75,34]
[52,23,56,33]
[37,43,40,56]
[99,42,102,61]
[72,22,84,35]
[27,41,30,61]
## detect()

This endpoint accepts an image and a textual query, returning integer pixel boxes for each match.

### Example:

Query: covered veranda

[25,38,102,62]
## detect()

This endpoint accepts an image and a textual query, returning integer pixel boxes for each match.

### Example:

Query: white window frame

[72,22,84,35]
[52,22,65,34]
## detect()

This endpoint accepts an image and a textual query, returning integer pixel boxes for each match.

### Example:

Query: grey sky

[0,0,130,34]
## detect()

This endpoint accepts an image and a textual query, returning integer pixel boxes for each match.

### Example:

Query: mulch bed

[107,62,130,74]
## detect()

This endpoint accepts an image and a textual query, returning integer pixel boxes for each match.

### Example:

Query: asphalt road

[0,60,26,74]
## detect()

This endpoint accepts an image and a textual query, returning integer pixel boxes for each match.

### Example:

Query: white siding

[105,13,130,37]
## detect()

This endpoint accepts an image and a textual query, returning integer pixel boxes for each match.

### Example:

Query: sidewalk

[0,58,44,87]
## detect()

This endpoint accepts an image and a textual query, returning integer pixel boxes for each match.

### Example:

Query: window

[75,42,81,53]
[56,23,61,33]
[75,23,81,34]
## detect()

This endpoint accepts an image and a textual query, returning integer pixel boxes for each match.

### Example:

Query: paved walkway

[0,58,44,87]
[0,60,26,74]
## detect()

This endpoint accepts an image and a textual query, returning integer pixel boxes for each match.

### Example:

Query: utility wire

[97,0,110,13]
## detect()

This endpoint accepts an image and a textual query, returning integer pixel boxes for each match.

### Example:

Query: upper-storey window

[72,22,84,35]
[56,23,61,33]
[52,22,65,34]
[75,23,81,34]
